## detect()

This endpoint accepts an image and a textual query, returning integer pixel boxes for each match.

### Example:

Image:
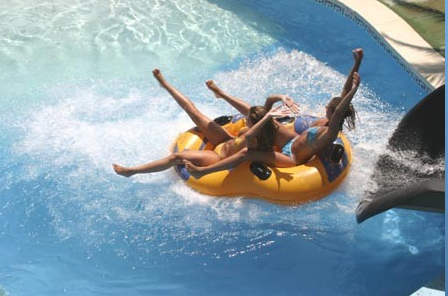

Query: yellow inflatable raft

[172,114,352,205]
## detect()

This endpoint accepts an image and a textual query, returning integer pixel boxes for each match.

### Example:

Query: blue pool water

[0,0,444,295]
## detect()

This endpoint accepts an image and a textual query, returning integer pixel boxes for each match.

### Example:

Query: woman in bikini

[112,69,279,177]
[185,48,363,178]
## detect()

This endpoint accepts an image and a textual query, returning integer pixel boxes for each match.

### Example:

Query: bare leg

[206,80,251,116]
[185,148,296,179]
[113,150,221,177]
[153,69,232,146]
[341,48,363,97]
[184,148,248,178]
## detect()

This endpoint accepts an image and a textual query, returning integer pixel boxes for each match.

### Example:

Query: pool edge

[312,0,445,92]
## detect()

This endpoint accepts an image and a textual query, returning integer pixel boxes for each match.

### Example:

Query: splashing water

[9,48,402,246]
[0,0,443,295]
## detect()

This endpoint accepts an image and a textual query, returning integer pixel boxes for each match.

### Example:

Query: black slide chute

[356,85,445,223]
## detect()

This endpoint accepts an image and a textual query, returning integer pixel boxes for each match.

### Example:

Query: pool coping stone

[313,0,445,92]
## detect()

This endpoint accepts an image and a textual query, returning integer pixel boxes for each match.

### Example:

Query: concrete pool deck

[336,0,445,90]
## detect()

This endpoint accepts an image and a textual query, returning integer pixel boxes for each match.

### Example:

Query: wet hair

[328,96,357,131]
[248,106,278,151]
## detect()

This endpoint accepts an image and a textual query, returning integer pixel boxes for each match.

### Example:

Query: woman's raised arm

[327,72,360,140]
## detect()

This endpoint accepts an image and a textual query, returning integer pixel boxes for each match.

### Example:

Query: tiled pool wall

[313,0,434,93]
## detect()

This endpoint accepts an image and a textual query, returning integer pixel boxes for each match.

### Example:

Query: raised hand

[268,105,291,118]
[281,95,300,114]
[353,48,363,63]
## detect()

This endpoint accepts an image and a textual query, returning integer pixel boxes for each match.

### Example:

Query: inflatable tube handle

[331,143,345,163]
[213,115,233,126]
[250,162,272,181]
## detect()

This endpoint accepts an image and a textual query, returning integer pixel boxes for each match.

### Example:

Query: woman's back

[291,127,325,165]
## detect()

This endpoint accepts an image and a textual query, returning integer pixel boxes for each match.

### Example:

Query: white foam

[12,48,415,248]
[211,49,401,203]
[0,284,7,296]
[386,149,445,176]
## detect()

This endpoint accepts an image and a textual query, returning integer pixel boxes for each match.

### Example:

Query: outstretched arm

[264,94,299,113]
[206,80,251,116]
[341,48,363,97]
[244,106,287,149]
[327,72,360,140]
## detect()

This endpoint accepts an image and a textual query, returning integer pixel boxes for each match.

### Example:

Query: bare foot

[206,80,223,98]
[152,69,167,88]
[353,48,363,62]
[113,164,135,177]
[183,160,206,179]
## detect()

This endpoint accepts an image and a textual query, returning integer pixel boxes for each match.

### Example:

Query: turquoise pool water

[0,0,444,295]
